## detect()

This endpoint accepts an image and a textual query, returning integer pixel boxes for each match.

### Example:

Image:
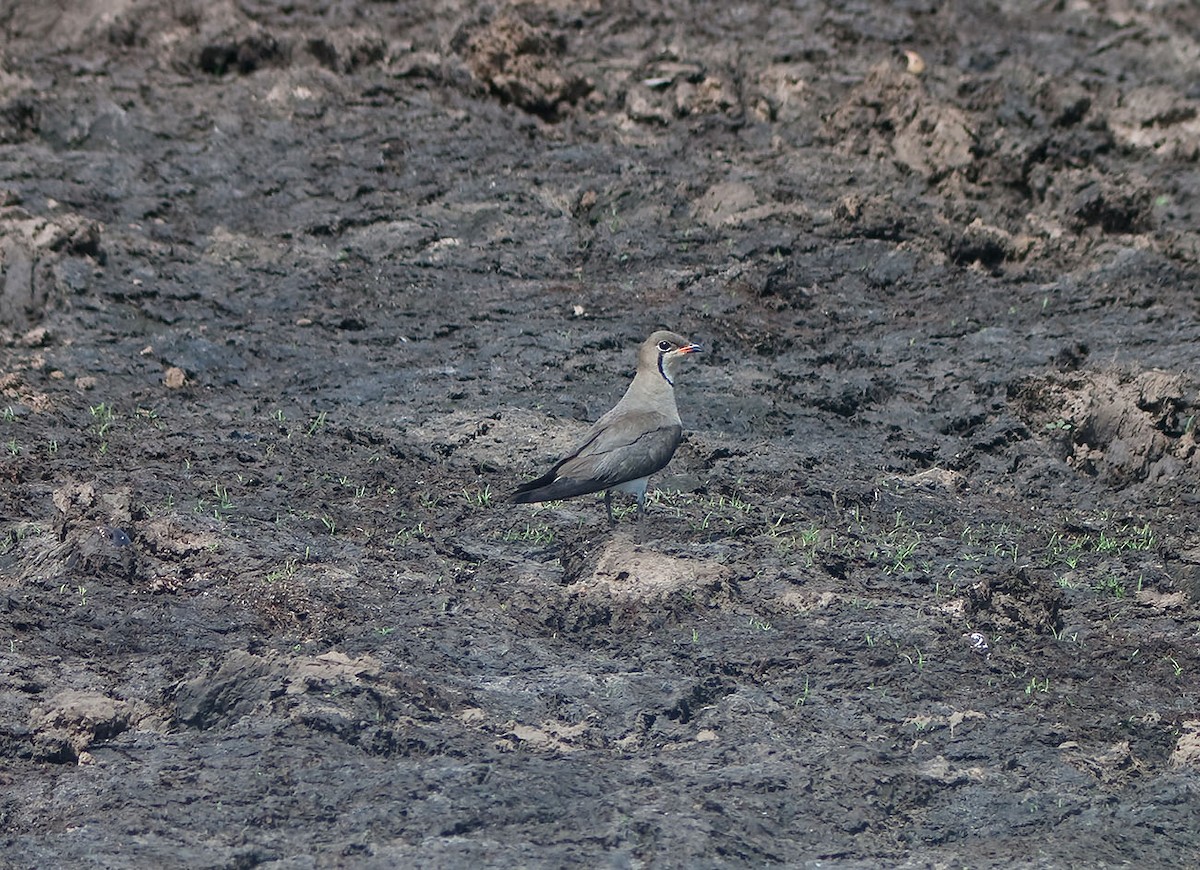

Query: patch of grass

[266,558,299,583]
[89,402,115,437]
[214,484,235,512]
[394,522,428,546]
[714,492,754,514]
[794,676,811,707]
[195,483,237,521]
[1050,624,1082,646]
[60,583,88,606]
[1103,522,1154,552]
[650,489,758,534]
[1,522,45,555]
[747,614,773,632]
[878,530,921,574]
[767,513,831,562]
[1046,518,1155,570]
[135,407,163,429]
[1047,531,1088,569]
[306,410,328,436]
[605,500,637,521]
[926,514,1161,601]
[958,522,1024,567]
[338,475,368,499]
[462,484,492,509]
[864,512,925,574]
[1024,676,1050,695]
[500,523,555,545]
[1092,575,1127,599]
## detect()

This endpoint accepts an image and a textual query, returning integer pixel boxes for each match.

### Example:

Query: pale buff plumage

[513,330,703,522]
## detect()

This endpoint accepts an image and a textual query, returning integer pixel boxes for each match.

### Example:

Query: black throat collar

[657,351,674,387]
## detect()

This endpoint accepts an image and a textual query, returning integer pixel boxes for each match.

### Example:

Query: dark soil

[2,1,1200,866]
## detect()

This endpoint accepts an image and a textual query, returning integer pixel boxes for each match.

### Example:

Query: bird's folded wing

[512,417,683,503]
[557,417,682,488]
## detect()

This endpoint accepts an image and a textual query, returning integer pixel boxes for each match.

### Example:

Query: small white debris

[964,631,990,657]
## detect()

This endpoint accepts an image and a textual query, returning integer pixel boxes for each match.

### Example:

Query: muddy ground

[1,1,1199,866]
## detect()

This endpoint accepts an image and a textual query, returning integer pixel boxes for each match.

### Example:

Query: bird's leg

[635,490,645,522]
[605,490,616,524]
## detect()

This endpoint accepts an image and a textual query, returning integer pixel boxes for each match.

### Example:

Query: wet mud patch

[964,567,1064,636]
[173,648,460,757]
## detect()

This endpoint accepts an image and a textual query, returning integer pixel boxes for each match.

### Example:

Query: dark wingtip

[512,475,606,505]
[512,469,558,503]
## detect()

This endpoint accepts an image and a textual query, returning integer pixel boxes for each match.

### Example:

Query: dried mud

[2,1,1199,867]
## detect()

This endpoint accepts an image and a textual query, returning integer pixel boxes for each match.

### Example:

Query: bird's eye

[657,340,672,352]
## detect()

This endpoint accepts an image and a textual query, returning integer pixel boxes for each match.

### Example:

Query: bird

[512,329,703,522]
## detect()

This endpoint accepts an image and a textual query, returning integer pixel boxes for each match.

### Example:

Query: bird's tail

[512,474,604,504]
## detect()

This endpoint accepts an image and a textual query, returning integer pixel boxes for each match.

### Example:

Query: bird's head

[641,330,702,386]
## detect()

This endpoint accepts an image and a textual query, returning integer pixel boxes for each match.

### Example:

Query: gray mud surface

[2,1,1200,866]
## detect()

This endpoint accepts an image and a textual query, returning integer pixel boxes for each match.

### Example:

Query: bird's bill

[678,342,703,354]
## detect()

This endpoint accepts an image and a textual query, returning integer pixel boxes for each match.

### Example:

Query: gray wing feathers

[560,422,681,486]
[512,416,682,503]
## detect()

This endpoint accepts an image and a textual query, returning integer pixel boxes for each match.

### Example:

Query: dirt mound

[1011,369,1197,487]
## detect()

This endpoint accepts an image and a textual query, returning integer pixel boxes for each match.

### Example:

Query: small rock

[163,366,186,389]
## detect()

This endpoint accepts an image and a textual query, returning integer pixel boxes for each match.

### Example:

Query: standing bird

[513,330,703,522]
